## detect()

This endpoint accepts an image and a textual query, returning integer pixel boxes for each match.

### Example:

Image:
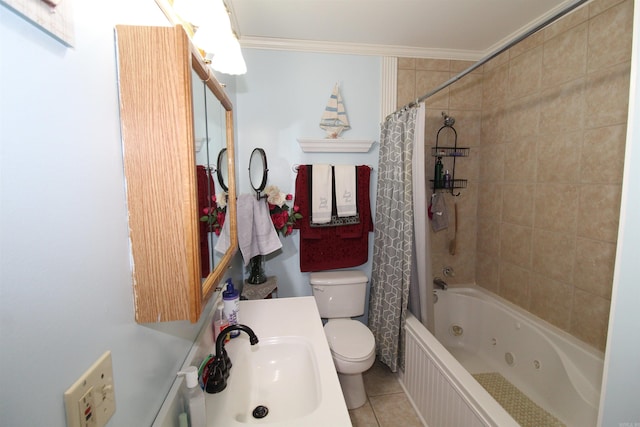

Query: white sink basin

[206,337,321,424]
[203,297,351,427]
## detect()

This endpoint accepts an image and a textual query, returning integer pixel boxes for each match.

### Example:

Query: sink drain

[252,405,269,419]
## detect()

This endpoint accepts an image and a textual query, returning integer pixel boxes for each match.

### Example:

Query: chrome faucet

[433,277,448,290]
[204,324,259,393]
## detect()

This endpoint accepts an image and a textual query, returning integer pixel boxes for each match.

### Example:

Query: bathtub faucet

[433,277,448,290]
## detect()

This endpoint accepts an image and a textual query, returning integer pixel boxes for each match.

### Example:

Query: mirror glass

[249,148,268,194]
[216,148,228,192]
[190,51,237,300]
[193,69,230,279]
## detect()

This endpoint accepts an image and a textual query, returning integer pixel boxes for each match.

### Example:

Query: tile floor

[348,359,424,427]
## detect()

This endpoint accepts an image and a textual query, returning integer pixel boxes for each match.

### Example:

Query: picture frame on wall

[0,0,74,47]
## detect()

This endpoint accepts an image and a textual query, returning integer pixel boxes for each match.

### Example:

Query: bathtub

[399,285,604,427]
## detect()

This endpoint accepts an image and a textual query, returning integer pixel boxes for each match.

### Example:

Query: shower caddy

[431,114,469,196]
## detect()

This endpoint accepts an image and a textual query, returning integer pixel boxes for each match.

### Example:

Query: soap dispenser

[223,279,240,338]
[178,366,206,427]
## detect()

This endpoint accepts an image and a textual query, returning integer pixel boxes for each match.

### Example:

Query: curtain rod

[393,0,591,116]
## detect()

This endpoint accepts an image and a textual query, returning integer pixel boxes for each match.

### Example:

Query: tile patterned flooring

[348,360,424,427]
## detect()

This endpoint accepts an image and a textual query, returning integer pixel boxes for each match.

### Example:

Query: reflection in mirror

[204,84,227,271]
[216,148,228,192]
[194,68,229,280]
[192,71,214,279]
[249,148,268,198]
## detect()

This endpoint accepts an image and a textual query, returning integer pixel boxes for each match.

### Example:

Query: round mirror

[216,148,228,192]
[249,148,268,193]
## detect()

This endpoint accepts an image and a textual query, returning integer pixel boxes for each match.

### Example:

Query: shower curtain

[368,103,429,372]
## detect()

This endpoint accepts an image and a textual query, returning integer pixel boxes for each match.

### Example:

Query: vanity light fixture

[173,0,247,75]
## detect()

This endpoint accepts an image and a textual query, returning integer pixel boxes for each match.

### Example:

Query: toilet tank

[310,270,368,318]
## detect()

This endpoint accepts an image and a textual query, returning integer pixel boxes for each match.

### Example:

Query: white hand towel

[237,194,256,265]
[334,165,357,217]
[214,208,231,254]
[237,195,282,265]
[252,197,282,257]
[312,164,332,224]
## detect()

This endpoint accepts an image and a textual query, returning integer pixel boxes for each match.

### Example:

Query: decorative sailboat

[319,83,350,139]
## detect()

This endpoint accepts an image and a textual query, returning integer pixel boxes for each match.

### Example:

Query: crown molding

[239,36,484,61]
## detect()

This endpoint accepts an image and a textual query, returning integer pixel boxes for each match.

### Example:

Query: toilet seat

[324,319,375,362]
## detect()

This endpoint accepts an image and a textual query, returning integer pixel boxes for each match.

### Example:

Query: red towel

[294,165,373,272]
[197,166,216,278]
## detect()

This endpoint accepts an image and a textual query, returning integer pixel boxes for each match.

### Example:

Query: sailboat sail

[320,83,350,138]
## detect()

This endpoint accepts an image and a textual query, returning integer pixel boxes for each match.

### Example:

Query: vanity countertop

[205,296,352,427]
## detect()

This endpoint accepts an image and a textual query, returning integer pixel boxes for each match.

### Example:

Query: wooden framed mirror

[115,25,237,323]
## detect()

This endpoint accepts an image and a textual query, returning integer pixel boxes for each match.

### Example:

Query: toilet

[310,270,376,409]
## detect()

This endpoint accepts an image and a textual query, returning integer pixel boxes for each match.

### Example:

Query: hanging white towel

[214,208,231,254]
[334,165,357,217]
[312,164,332,224]
[237,194,282,265]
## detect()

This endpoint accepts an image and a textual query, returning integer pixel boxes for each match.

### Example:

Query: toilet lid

[324,319,375,361]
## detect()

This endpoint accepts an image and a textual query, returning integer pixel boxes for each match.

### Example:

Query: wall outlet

[64,351,115,427]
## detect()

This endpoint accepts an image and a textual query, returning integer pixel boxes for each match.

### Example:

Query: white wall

[235,49,382,315]
[0,2,221,426]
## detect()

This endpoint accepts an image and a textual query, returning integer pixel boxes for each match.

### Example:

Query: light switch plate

[64,351,115,427]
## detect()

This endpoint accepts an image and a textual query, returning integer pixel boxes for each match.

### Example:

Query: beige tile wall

[397,0,632,351]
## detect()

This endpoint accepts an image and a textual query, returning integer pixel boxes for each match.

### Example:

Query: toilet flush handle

[312,287,325,292]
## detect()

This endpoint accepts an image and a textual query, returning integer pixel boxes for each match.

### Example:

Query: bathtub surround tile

[581,125,626,184]
[481,105,508,145]
[503,135,537,183]
[499,262,531,309]
[574,238,616,299]
[476,251,500,294]
[500,223,532,269]
[533,183,579,234]
[509,46,543,100]
[505,93,541,139]
[589,0,627,17]
[482,64,509,108]
[539,77,586,133]
[478,144,505,183]
[450,59,482,74]
[397,68,416,109]
[571,289,610,350]
[502,183,534,227]
[542,23,588,87]
[415,58,450,72]
[509,30,544,59]
[477,217,501,257]
[477,182,502,220]
[587,0,633,72]
[532,229,576,283]
[577,184,621,242]
[416,70,450,109]
[536,131,583,184]
[585,61,631,129]
[483,50,510,73]
[398,57,416,70]
[449,72,483,110]
[544,3,589,41]
[530,274,573,331]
